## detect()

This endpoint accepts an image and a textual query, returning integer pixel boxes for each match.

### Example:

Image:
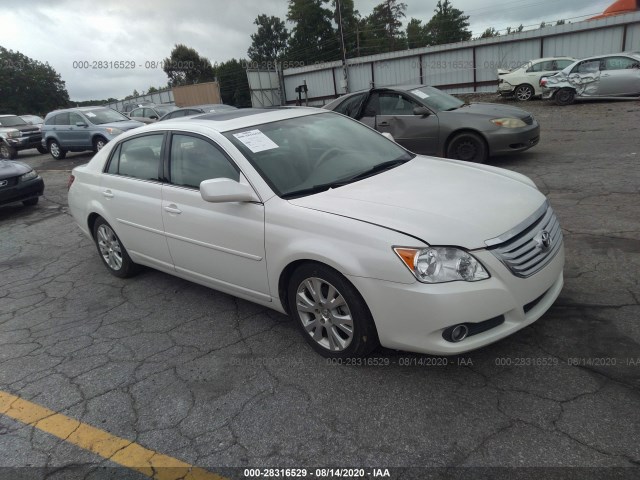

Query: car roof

[0,114,18,118]
[576,51,640,62]
[139,107,325,133]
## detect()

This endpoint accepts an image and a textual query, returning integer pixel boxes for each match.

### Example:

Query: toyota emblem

[536,230,552,251]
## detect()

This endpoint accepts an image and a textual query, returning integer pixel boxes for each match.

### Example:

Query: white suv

[498,57,575,101]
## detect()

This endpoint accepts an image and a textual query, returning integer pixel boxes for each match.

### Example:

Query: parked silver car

[541,52,640,105]
[324,85,539,163]
[128,105,178,124]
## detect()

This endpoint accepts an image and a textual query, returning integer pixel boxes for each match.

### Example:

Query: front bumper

[486,122,540,155]
[348,244,564,355]
[6,135,43,150]
[0,176,45,206]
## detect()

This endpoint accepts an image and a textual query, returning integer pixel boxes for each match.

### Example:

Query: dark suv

[41,107,144,159]
[0,115,46,159]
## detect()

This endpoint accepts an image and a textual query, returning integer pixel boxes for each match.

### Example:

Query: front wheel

[93,136,107,152]
[446,132,488,163]
[0,143,17,160]
[92,217,139,278]
[48,140,67,160]
[287,263,379,358]
[554,88,576,106]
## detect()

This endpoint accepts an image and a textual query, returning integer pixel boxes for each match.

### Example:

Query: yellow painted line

[0,390,227,480]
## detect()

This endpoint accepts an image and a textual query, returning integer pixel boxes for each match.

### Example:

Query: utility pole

[337,0,349,93]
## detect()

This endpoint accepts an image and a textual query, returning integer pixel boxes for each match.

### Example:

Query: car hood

[0,124,40,135]
[99,120,144,131]
[288,157,546,249]
[0,160,31,179]
[446,102,532,120]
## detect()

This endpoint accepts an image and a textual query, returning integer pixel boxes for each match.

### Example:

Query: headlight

[104,127,124,136]
[491,118,526,128]
[394,247,490,283]
[6,130,22,138]
[20,170,37,182]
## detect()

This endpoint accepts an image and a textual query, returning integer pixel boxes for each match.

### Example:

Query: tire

[22,197,39,206]
[514,84,534,101]
[0,143,17,160]
[287,262,379,358]
[48,140,67,160]
[93,136,107,152]
[554,88,575,106]
[36,146,47,154]
[445,132,488,163]
[92,217,139,278]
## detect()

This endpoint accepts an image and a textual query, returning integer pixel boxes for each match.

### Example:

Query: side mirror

[75,122,88,127]
[413,106,431,116]
[200,178,259,203]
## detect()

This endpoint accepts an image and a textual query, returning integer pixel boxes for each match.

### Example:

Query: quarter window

[107,135,163,181]
[169,134,239,188]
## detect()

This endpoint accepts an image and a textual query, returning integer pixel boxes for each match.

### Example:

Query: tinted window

[110,135,163,180]
[169,135,239,188]
[604,56,639,70]
[333,93,367,118]
[54,113,71,126]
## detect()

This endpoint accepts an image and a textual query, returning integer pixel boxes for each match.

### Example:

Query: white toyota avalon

[68,107,564,358]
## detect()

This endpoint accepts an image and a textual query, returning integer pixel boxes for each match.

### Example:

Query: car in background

[41,107,144,159]
[158,104,237,121]
[19,115,45,128]
[498,57,575,101]
[541,52,640,105]
[0,115,46,159]
[0,159,44,207]
[128,104,179,124]
[68,107,563,358]
[120,102,155,114]
[323,85,539,163]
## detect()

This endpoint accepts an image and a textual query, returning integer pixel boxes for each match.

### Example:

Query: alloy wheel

[96,224,123,271]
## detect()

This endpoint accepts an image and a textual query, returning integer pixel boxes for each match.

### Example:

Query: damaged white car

[540,52,640,105]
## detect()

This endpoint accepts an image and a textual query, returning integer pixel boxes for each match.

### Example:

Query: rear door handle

[164,204,182,214]
[378,121,390,127]
[102,190,114,199]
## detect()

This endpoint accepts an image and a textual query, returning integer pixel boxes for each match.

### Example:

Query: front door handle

[164,204,182,214]
[378,121,390,127]
[102,190,114,199]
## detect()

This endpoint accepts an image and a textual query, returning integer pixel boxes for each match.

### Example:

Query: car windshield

[20,115,44,124]
[83,108,129,124]
[224,112,414,198]
[0,116,28,127]
[409,86,465,112]
[155,106,178,116]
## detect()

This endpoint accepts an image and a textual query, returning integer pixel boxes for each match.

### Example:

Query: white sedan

[68,108,564,358]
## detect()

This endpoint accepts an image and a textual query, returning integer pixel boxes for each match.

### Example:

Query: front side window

[604,56,639,70]
[69,113,84,125]
[169,134,239,188]
[107,134,163,181]
[378,93,419,116]
[333,93,367,118]
[129,108,143,117]
[574,60,601,74]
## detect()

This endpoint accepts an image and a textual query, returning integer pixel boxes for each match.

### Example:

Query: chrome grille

[486,203,562,278]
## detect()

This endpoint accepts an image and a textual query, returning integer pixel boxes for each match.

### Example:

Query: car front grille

[0,176,19,188]
[486,203,563,278]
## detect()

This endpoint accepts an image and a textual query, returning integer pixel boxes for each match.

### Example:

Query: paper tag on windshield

[233,129,278,153]
[85,112,97,118]
[412,90,429,99]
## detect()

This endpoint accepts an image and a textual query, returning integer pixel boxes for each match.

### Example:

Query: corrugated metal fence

[264,11,640,106]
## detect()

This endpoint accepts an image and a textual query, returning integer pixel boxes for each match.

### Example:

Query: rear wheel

[446,132,488,163]
[554,88,575,106]
[0,143,17,159]
[92,217,139,278]
[287,262,379,358]
[36,146,47,154]
[514,84,535,101]
[48,140,67,160]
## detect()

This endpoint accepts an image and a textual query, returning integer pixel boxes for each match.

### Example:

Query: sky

[3,0,614,101]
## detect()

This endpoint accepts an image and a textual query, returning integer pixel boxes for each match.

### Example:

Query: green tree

[364,0,407,54]
[425,0,471,46]
[215,59,251,107]
[287,0,339,63]
[480,27,499,38]
[506,24,524,34]
[0,47,69,114]
[556,19,565,25]
[163,44,216,87]
[147,86,159,94]
[539,21,547,28]
[247,15,289,65]
[406,18,429,49]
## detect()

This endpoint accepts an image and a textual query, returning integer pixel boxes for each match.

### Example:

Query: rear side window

[106,134,163,181]
[604,56,639,70]
[556,60,574,69]
[54,113,70,126]
[169,134,239,188]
